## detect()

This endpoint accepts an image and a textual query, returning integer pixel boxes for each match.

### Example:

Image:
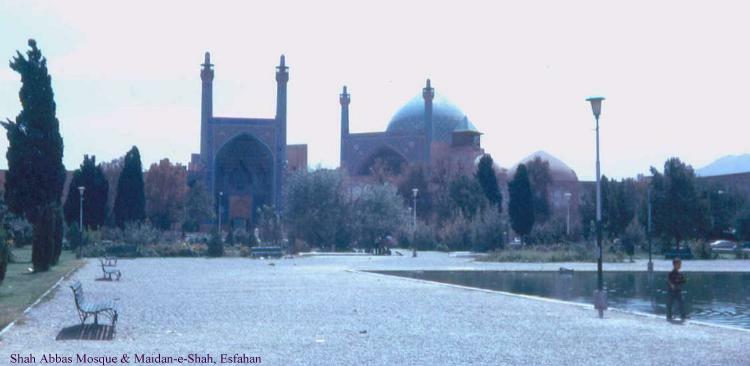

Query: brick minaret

[275,55,289,213]
[339,85,350,168]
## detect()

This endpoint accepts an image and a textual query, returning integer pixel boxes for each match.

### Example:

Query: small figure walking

[667,258,687,322]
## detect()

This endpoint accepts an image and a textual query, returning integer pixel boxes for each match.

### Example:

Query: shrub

[619,220,645,261]
[438,211,472,251]
[0,229,9,286]
[66,225,85,250]
[206,230,224,257]
[6,217,32,248]
[413,222,437,250]
[688,240,712,259]
[122,222,160,246]
[470,209,505,252]
[526,215,567,245]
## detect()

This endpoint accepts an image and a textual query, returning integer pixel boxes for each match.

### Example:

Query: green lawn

[0,247,83,330]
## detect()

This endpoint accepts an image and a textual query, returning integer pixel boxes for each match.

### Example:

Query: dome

[508,151,578,181]
[386,93,479,143]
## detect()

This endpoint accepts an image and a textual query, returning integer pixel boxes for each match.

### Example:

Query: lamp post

[647,187,653,272]
[218,191,224,240]
[586,96,607,318]
[564,192,572,237]
[412,188,418,258]
[78,186,85,232]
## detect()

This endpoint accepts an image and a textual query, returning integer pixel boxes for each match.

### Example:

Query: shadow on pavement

[55,324,115,341]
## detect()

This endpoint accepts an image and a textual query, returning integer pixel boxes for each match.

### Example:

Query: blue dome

[386,93,479,142]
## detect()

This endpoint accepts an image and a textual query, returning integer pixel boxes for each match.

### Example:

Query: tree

[650,158,709,251]
[526,156,552,223]
[448,175,487,219]
[63,155,109,230]
[352,184,407,252]
[508,164,535,244]
[114,147,145,227]
[284,169,347,250]
[476,155,502,214]
[257,205,283,246]
[736,210,750,243]
[397,164,432,220]
[182,180,214,232]
[700,184,746,239]
[144,158,187,230]
[2,40,66,272]
[100,157,124,225]
[605,178,639,239]
[0,229,9,287]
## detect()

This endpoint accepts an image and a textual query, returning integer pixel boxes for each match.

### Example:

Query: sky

[0,0,748,181]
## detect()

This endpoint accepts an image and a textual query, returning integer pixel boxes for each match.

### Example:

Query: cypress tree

[475,154,502,214]
[114,146,145,227]
[508,164,535,244]
[63,155,109,229]
[2,40,66,272]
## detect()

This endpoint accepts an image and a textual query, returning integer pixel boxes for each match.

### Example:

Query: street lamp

[78,186,85,232]
[586,96,607,318]
[218,191,224,240]
[564,192,572,237]
[647,187,653,272]
[412,188,418,258]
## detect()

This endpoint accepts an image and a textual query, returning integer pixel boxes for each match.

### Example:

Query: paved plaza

[1,253,748,366]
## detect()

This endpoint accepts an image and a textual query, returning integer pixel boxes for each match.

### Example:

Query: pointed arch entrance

[213,133,273,228]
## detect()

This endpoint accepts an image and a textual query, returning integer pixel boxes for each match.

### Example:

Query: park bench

[99,259,121,281]
[101,256,117,266]
[251,246,283,258]
[69,281,118,326]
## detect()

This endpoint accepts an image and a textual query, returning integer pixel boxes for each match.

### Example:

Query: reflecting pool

[372,270,750,329]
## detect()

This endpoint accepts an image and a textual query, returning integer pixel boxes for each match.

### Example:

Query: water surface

[373,270,750,329]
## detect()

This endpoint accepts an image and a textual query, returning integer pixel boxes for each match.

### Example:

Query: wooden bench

[69,281,118,326]
[100,259,121,281]
[251,246,283,258]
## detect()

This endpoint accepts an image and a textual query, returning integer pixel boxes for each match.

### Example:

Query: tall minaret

[200,52,214,165]
[423,79,434,162]
[339,85,350,168]
[274,54,289,213]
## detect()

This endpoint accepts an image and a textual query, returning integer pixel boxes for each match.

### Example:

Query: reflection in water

[373,270,750,329]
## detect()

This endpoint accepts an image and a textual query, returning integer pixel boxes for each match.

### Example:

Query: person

[666,258,687,322]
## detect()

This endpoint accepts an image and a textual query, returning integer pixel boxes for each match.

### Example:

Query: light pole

[412,188,418,258]
[586,96,607,318]
[218,191,224,240]
[564,192,572,237]
[78,186,85,232]
[647,187,653,272]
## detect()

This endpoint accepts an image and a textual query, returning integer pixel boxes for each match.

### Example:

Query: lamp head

[412,188,419,197]
[586,96,605,119]
[78,186,85,194]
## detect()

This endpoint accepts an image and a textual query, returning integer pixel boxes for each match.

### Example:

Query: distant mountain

[697,154,750,176]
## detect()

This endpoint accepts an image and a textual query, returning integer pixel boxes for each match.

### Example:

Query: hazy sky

[0,0,748,180]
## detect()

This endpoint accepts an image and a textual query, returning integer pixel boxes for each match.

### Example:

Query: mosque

[188,53,307,228]
[338,79,581,219]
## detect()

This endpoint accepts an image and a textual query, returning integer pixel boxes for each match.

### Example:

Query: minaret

[422,78,434,162]
[274,54,289,213]
[200,52,214,166]
[339,85,350,167]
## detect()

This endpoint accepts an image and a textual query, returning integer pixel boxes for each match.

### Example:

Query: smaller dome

[509,151,578,181]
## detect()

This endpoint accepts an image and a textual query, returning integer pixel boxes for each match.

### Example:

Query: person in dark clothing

[667,258,687,322]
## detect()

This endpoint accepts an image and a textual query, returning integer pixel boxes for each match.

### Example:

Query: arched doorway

[214,134,273,228]
[358,146,408,176]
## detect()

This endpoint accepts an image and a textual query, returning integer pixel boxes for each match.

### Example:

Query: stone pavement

[0,253,748,366]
